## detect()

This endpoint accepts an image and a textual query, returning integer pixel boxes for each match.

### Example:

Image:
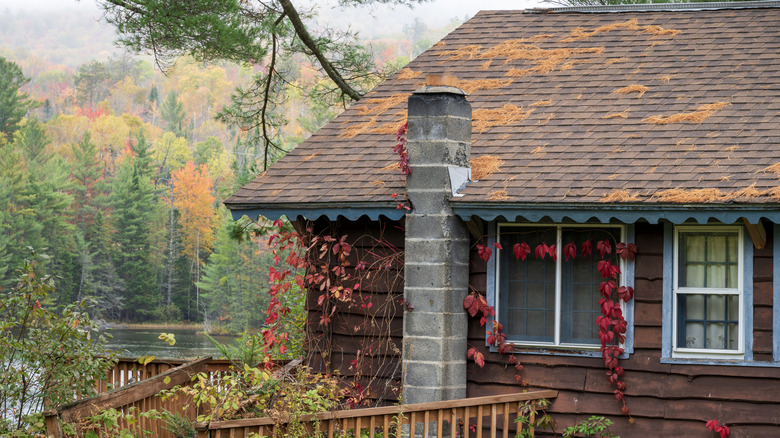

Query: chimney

[402,75,471,404]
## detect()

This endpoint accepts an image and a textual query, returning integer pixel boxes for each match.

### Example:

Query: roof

[225,3,780,223]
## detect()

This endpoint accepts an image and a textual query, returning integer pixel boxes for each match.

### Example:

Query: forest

[0,4,455,333]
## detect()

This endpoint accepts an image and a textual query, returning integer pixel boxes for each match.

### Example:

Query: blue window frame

[490,223,634,354]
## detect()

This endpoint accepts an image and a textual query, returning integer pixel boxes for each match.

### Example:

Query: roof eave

[226,202,406,222]
[452,202,780,225]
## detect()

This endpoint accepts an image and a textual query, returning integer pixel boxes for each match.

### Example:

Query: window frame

[663,223,753,362]
[491,223,632,352]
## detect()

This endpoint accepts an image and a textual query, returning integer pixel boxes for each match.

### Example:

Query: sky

[2,0,549,35]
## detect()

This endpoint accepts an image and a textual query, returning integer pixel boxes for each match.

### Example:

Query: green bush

[0,251,117,435]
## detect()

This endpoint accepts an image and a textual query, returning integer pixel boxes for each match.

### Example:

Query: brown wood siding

[467,222,780,436]
[302,217,404,406]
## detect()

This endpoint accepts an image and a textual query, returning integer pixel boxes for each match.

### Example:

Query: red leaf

[477,244,493,262]
[599,280,616,298]
[535,243,548,259]
[718,425,730,438]
[616,242,637,261]
[581,240,593,256]
[463,294,479,317]
[617,286,634,302]
[564,241,577,261]
[513,242,530,261]
[474,351,485,368]
[706,420,719,432]
[468,347,476,359]
[621,406,630,417]
[547,244,557,261]
[598,240,613,257]
[494,242,503,250]
[508,355,517,365]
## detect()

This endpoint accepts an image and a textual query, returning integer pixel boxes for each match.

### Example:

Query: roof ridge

[527,0,780,14]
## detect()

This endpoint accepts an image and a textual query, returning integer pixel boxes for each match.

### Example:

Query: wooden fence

[194,389,558,438]
[93,356,233,394]
[44,357,214,438]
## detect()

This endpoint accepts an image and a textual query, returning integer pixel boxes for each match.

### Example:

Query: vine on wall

[466,237,637,416]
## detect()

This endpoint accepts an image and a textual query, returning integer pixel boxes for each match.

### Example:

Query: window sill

[491,345,630,360]
[661,357,780,367]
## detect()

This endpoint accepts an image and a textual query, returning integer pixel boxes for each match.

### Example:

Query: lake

[105,328,239,360]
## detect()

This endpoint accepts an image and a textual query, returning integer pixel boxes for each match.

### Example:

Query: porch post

[402,75,471,404]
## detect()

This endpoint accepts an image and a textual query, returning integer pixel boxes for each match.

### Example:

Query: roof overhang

[227,202,406,222]
[452,202,780,225]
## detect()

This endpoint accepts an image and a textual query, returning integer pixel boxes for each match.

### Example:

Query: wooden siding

[467,222,780,436]
[301,216,405,406]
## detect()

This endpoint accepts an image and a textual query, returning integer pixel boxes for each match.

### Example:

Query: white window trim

[662,223,754,363]
[492,223,630,351]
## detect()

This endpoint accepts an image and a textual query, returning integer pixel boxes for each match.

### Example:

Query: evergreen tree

[160,91,185,137]
[0,57,37,141]
[110,136,158,320]
[71,132,104,234]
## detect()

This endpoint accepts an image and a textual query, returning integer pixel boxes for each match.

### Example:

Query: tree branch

[278,0,363,102]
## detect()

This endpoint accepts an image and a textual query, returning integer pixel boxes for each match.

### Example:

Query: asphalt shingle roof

[225,6,780,210]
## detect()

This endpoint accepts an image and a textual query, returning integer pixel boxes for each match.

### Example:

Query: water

[105,328,239,360]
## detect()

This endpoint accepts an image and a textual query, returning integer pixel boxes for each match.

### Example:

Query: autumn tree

[171,161,217,318]
[99,0,423,169]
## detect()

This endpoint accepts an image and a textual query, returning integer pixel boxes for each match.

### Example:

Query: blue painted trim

[743,232,754,361]
[485,221,497,349]
[663,224,754,361]
[661,222,674,359]
[624,224,636,355]
[485,221,631,360]
[660,358,780,368]
[228,207,405,222]
[774,224,780,361]
[452,204,780,225]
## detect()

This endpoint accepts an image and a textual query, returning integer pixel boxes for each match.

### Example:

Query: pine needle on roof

[397,68,422,80]
[601,190,640,202]
[340,118,379,139]
[531,100,553,107]
[437,44,483,60]
[380,162,401,172]
[760,162,780,176]
[457,78,513,94]
[487,190,510,201]
[660,74,675,82]
[561,18,681,43]
[303,153,319,161]
[472,104,535,133]
[357,94,410,116]
[504,46,605,78]
[480,61,492,70]
[602,112,628,120]
[651,188,727,203]
[643,102,730,125]
[614,84,648,97]
[470,155,504,180]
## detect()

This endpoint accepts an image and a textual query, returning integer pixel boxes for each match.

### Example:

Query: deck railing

[194,389,558,438]
[93,356,233,394]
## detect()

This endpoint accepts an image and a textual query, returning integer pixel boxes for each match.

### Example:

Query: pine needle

[457,78,513,94]
[487,190,510,200]
[397,69,422,80]
[472,104,534,133]
[614,84,648,97]
[601,190,640,202]
[470,155,504,180]
[643,102,730,124]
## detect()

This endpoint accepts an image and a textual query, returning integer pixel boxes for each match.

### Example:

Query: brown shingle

[224,7,780,209]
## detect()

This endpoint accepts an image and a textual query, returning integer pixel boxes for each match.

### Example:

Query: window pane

[686,294,705,319]
[500,227,556,343]
[560,228,620,345]
[677,293,739,351]
[679,231,739,289]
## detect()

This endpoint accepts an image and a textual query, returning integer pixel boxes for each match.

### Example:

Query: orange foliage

[171,161,217,264]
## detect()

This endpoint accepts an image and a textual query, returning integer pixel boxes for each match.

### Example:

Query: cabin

[225,2,780,436]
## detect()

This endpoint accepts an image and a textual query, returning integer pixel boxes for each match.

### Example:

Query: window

[495,224,626,349]
[673,226,744,358]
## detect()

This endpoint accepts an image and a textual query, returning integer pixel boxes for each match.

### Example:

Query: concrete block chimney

[402,75,471,404]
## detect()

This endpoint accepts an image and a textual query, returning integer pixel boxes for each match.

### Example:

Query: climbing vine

[465,236,637,416]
